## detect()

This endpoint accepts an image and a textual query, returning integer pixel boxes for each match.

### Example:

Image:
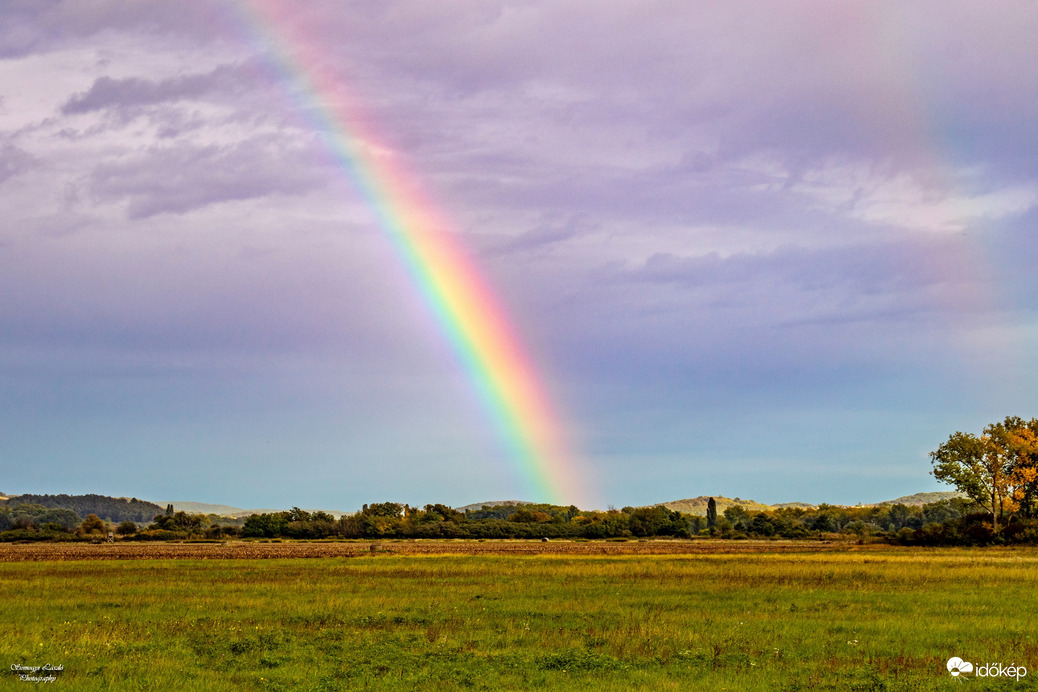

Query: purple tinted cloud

[62,64,252,115]
[630,241,961,300]
[0,144,35,184]
[88,138,328,217]
[0,0,224,57]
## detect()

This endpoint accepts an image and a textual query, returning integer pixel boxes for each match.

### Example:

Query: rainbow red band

[236,1,590,507]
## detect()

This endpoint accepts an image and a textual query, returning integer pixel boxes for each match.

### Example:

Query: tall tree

[706,497,718,529]
[931,417,1038,532]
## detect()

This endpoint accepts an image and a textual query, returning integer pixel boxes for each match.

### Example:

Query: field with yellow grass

[1,541,1035,690]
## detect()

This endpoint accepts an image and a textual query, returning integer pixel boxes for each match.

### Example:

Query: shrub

[242,513,289,538]
[79,514,107,536]
[130,529,180,541]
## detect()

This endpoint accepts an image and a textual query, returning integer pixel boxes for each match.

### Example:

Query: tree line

[0,502,245,542]
[0,494,162,523]
[1,494,1021,545]
[2,416,1035,545]
[0,494,1031,545]
[223,498,987,544]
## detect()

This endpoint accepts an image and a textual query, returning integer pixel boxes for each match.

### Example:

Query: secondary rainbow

[233,1,588,507]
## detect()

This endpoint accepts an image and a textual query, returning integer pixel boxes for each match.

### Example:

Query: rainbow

[231,1,590,507]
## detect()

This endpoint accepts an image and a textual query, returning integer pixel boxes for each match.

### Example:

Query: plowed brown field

[0,538,875,561]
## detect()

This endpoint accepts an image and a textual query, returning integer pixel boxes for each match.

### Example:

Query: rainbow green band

[234,1,588,507]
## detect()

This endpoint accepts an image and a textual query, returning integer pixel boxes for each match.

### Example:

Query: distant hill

[879,491,965,506]
[457,500,531,513]
[656,491,966,515]
[164,501,348,519]
[3,491,965,525]
[151,493,971,518]
[165,502,259,518]
[2,494,162,523]
[658,496,785,516]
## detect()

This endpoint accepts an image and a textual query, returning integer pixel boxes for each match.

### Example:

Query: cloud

[5,0,1038,508]
[478,215,598,257]
[987,205,1038,311]
[0,0,225,57]
[630,240,963,301]
[0,144,35,184]
[61,64,252,115]
[308,1,1038,237]
[518,232,997,398]
[87,137,329,217]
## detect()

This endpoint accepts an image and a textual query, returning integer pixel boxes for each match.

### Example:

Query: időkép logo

[947,657,1026,680]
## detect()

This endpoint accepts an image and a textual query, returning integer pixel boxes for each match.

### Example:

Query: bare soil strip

[0,538,882,561]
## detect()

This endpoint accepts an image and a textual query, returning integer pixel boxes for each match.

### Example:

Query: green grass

[2,547,1038,690]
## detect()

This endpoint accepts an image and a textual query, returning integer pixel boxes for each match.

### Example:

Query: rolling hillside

[879,491,965,506]
[657,491,965,515]
[658,496,783,516]
[2,493,162,523]
[164,501,348,519]
[457,500,531,513]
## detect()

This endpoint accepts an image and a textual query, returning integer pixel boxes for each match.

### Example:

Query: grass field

[1,541,1036,690]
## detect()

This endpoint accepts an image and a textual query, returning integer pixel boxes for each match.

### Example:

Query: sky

[2,1,1037,512]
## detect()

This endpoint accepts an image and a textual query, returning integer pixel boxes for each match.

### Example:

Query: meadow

[1,541,1036,690]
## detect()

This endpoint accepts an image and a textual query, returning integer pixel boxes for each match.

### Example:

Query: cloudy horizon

[2,1,1037,511]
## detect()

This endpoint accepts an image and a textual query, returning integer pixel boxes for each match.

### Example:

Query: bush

[130,529,180,541]
[895,527,915,545]
[0,529,29,542]
[1006,522,1038,544]
[242,513,289,538]
[78,514,107,536]
[151,511,209,533]
[750,513,776,537]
